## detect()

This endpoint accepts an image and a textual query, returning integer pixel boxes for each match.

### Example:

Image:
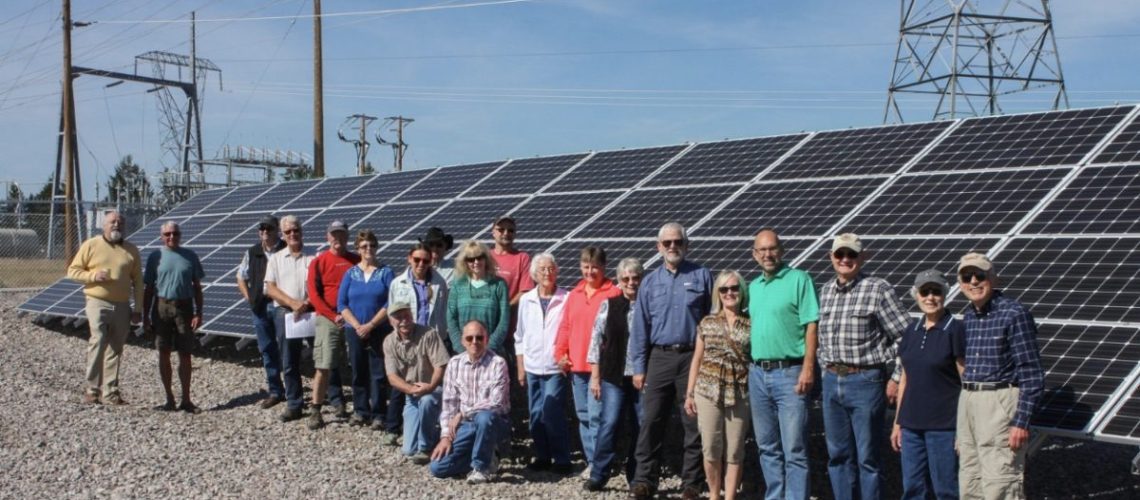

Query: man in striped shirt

[956,252,1042,499]
[429,320,510,484]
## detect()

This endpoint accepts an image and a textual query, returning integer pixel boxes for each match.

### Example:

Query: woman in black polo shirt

[891,269,965,500]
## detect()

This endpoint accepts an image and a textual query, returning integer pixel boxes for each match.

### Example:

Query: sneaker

[381,432,400,446]
[102,393,128,406]
[279,407,303,422]
[584,479,605,492]
[82,391,101,405]
[370,419,385,431]
[349,414,367,427]
[307,409,325,430]
[409,452,431,465]
[258,395,283,409]
[466,469,490,485]
[628,482,652,500]
[331,403,350,419]
[580,465,593,480]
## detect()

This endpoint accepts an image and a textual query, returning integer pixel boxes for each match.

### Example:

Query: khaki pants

[695,390,752,464]
[84,297,131,396]
[957,387,1026,500]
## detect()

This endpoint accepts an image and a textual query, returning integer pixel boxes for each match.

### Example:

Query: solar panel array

[19,104,1140,445]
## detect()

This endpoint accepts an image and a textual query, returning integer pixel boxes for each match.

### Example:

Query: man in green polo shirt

[746,227,819,500]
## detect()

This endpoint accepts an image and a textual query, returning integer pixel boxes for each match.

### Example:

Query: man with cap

[816,233,909,500]
[304,219,358,429]
[955,252,1042,499]
[383,300,450,464]
[237,215,288,409]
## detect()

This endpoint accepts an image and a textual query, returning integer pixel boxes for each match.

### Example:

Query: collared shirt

[143,247,205,300]
[410,271,431,325]
[382,324,449,385]
[438,351,509,439]
[962,290,1044,429]
[748,264,820,360]
[817,273,910,367]
[237,239,285,281]
[898,312,965,430]
[264,248,314,308]
[514,287,569,375]
[630,259,713,376]
[587,300,637,377]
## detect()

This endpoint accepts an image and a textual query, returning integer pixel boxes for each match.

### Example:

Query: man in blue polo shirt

[956,252,1042,499]
[747,228,819,500]
[628,222,711,500]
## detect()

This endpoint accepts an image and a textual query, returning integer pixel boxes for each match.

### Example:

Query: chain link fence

[0,201,166,289]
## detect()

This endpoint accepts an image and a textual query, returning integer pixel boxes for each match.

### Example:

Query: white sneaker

[467,469,490,484]
[580,465,592,480]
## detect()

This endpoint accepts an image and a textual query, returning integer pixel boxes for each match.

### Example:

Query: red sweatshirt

[554,279,621,373]
[307,249,360,322]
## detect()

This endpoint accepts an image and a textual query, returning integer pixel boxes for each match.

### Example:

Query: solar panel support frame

[1092,364,1140,444]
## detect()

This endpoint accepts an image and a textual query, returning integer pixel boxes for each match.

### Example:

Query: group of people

[69,210,1043,500]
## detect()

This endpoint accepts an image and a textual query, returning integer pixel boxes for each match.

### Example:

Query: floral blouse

[694,314,751,407]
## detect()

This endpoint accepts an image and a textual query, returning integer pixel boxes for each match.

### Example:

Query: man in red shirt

[305,220,360,430]
[489,216,534,389]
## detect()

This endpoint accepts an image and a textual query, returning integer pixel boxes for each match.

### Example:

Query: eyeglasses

[537,267,556,275]
[357,243,376,249]
[162,231,181,237]
[660,239,685,248]
[619,276,641,283]
[283,229,301,235]
[464,255,486,263]
[833,249,859,260]
[718,285,740,294]
[959,270,989,283]
[411,257,430,264]
[752,246,780,255]
[918,287,944,297]
[464,335,486,343]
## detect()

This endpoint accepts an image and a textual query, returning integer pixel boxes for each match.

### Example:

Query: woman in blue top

[338,230,396,431]
[890,269,966,500]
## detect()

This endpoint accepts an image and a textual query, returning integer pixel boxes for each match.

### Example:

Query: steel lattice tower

[884,0,1070,122]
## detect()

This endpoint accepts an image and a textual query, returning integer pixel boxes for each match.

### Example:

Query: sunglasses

[918,287,944,297]
[959,270,989,283]
[718,285,740,294]
[619,276,641,283]
[283,229,301,235]
[357,243,376,249]
[833,249,859,260]
[162,231,181,237]
[464,335,486,343]
[660,239,685,248]
[411,257,430,264]
[464,255,486,263]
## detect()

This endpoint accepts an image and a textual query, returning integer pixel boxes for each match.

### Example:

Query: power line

[93,0,538,24]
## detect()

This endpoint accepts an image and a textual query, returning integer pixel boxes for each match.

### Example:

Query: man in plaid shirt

[429,320,510,484]
[817,233,909,500]
[956,252,1042,499]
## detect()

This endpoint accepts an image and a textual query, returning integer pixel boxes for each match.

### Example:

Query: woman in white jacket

[388,243,450,348]
[514,252,573,474]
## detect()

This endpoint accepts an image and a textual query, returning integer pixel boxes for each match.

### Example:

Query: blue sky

[2,0,1139,199]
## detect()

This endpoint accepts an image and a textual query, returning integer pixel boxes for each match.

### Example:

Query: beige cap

[831,233,863,253]
[958,252,994,272]
[388,301,412,315]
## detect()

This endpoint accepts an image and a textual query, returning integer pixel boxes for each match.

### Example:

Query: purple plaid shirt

[438,351,509,439]
[962,290,1044,429]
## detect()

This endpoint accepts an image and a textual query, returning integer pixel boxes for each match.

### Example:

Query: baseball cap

[258,215,279,230]
[913,269,949,291]
[958,252,993,272]
[493,216,516,227]
[831,233,863,253]
[388,301,412,315]
[327,220,349,234]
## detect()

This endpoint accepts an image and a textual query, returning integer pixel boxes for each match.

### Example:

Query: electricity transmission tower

[884,0,1069,122]
[376,116,413,172]
[337,114,377,175]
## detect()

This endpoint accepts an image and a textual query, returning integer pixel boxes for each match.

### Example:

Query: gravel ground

[1,291,1138,499]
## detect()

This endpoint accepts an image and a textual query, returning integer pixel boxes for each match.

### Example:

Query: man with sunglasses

[628,222,711,500]
[304,220,358,429]
[816,233,909,500]
[142,221,205,413]
[489,216,534,391]
[955,253,1042,499]
[430,320,510,484]
[746,228,819,500]
[264,215,315,423]
[236,215,288,410]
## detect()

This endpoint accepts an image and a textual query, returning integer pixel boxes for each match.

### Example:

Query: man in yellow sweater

[67,210,144,405]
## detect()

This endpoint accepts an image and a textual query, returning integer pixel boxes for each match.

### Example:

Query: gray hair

[160,220,180,233]
[616,257,644,277]
[657,222,688,241]
[280,215,301,229]
[529,252,557,281]
[102,209,123,220]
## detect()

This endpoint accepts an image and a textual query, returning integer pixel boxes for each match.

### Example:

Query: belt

[653,344,694,353]
[157,297,192,306]
[825,363,884,376]
[962,381,1015,391]
[753,358,803,371]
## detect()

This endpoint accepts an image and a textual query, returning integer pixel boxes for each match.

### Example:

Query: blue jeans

[526,372,571,465]
[900,428,958,500]
[821,367,886,500]
[402,390,442,456]
[589,376,643,484]
[749,365,811,500]
[344,325,397,427]
[430,410,509,478]
[570,372,599,467]
[252,303,284,399]
[274,308,345,410]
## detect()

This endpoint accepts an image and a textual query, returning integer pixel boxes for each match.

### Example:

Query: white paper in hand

[284,312,316,339]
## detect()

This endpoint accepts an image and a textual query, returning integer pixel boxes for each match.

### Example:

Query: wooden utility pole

[313,0,325,177]
[387,116,414,172]
[60,0,78,258]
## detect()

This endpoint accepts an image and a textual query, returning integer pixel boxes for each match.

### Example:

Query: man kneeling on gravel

[429,321,510,484]
[383,301,449,464]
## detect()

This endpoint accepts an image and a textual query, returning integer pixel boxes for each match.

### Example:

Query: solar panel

[397,162,503,201]
[185,213,264,246]
[354,202,439,241]
[240,179,321,213]
[577,185,739,239]
[990,237,1140,323]
[548,239,660,288]
[1023,165,1140,234]
[1097,383,1140,440]
[199,285,248,337]
[913,107,1132,172]
[139,215,224,247]
[1092,112,1140,164]
[692,178,883,238]
[338,169,430,205]
[769,122,950,179]
[687,238,816,282]
[545,145,687,193]
[481,192,622,240]
[282,175,370,210]
[405,196,527,241]
[162,187,232,218]
[45,286,86,317]
[196,246,247,285]
[200,303,251,337]
[843,168,1069,235]
[17,279,82,313]
[1033,323,1140,431]
[201,184,274,215]
[465,154,589,197]
[645,135,807,186]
